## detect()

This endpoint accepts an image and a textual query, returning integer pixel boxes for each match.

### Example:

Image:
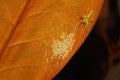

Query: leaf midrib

[0,0,30,61]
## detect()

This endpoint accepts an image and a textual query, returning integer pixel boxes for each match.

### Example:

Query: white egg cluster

[52,32,75,59]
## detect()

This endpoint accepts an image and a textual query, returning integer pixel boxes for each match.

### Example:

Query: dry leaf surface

[0,0,103,80]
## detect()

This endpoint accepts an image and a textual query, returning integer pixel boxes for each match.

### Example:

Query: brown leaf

[0,0,103,80]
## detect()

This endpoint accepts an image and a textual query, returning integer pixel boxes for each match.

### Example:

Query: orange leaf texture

[0,0,103,80]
